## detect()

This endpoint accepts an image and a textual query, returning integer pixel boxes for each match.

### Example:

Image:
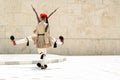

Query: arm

[31,5,41,24]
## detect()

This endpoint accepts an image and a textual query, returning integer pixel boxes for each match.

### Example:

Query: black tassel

[27,41,29,46]
[10,35,15,40]
[53,42,57,48]
[26,37,29,46]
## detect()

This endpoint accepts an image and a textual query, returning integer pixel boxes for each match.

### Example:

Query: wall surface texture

[0,0,120,55]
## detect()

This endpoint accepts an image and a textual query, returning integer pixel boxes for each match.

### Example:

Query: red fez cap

[40,13,48,18]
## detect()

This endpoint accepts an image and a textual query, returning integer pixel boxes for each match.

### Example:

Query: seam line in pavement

[0,58,66,65]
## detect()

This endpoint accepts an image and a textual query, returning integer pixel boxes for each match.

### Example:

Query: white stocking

[37,48,47,66]
[15,34,36,45]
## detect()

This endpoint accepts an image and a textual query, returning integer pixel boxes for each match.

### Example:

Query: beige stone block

[4,14,15,25]
[0,25,6,38]
[65,4,82,16]
[94,0,104,8]
[50,15,73,37]
[4,0,22,13]
[81,3,96,16]
[6,25,23,38]
[102,15,116,28]
[13,13,35,25]
[103,0,114,5]
[6,25,34,38]
[0,0,5,15]
[95,40,118,55]
[61,39,96,55]
[21,0,38,13]
[0,39,8,54]
[116,40,120,54]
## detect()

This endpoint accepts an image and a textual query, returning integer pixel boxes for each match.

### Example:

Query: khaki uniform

[33,21,52,48]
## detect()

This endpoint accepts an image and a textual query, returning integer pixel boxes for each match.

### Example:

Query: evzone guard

[10,6,64,69]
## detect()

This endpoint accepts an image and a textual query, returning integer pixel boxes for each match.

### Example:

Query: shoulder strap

[45,18,49,32]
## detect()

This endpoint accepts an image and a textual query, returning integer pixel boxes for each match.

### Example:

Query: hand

[33,29,36,33]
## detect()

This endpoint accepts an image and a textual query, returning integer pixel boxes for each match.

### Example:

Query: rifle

[31,5,41,23]
[48,8,59,18]
[31,5,58,22]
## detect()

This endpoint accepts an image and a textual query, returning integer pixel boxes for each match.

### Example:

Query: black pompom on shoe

[41,64,48,69]
[37,63,41,68]
[10,35,16,46]
[53,42,57,48]
[44,64,48,69]
[59,36,64,44]
[10,35,15,40]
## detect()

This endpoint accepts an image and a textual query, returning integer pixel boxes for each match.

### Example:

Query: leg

[37,48,47,69]
[10,34,36,45]
[52,36,64,48]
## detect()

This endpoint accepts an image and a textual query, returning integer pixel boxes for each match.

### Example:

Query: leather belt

[37,34,45,36]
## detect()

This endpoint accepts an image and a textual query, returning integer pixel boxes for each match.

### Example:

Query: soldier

[10,6,64,69]
[35,13,53,69]
[10,13,64,69]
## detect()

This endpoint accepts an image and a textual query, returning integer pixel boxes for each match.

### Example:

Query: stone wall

[0,0,120,55]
